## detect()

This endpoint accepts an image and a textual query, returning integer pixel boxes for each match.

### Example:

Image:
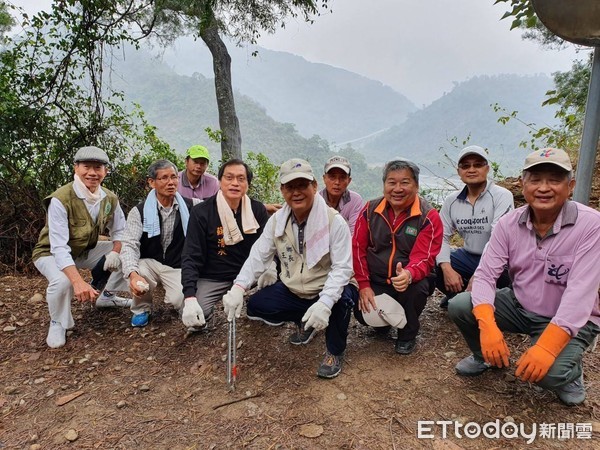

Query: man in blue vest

[120,159,200,327]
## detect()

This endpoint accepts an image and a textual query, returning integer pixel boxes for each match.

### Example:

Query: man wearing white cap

[436,145,514,309]
[32,146,130,348]
[449,148,600,406]
[320,155,364,235]
[222,158,358,378]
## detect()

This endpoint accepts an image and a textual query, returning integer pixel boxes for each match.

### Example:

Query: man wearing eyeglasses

[120,159,200,328]
[436,145,514,309]
[222,158,358,379]
[180,159,269,331]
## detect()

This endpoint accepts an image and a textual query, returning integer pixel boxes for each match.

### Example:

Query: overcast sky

[14,0,584,106]
[257,0,583,106]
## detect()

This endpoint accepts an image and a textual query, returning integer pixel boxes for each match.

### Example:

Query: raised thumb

[396,262,403,275]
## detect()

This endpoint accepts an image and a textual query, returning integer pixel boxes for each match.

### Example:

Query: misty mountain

[160,38,417,144]
[358,74,558,177]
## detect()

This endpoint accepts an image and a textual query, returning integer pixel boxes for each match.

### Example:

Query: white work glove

[103,251,121,272]
[136,280,150,293]
[257,262,278,289]
[223,284,245,322]
[301,302,331,331]
[182,297,206,327]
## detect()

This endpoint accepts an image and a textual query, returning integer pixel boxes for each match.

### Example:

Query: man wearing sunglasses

[436,145,514,309]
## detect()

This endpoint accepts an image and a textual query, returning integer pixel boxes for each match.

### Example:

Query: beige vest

[274,208,338,299]
[32,183,118,261]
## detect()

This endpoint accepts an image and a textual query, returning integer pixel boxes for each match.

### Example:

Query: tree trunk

[200,23,242,161]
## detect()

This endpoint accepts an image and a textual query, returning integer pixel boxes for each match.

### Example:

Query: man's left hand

[302,302,331,331]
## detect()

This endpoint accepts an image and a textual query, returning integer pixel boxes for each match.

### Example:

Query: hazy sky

[257,0,583,106]
[14,0,584,106]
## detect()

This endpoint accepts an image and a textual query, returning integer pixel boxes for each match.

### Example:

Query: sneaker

[455,355,491,376]
[395,338,417,355]
[46,320,66,348]
[555,372,586,406]
[439,296,449,310]
[317,352,343,379]
[289,325,317,345]
[96,291,132,308]
[131,311,150,327]
[246,314,284,327]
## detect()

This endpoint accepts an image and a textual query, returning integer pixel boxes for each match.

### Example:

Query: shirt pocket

[544,254,574,286]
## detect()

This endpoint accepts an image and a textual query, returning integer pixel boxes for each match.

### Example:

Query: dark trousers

[355,279,430,341]
[436,248,511,298]
[448,288,600,389]
[247,281,357,356]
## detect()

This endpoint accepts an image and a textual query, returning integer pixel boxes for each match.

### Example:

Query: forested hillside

[359,74,559,177]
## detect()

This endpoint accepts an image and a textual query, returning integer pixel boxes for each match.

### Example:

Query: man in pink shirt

[177,145,219,200]
[449,148,600,406]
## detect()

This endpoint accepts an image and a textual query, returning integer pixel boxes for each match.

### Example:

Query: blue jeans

[246,281,357,355]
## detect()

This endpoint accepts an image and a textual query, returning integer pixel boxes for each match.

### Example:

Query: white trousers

[34,241,127,329]
[130,259,184,315]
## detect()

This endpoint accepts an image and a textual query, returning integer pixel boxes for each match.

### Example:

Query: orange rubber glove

[473,304,510,368]
[515,323,570,383]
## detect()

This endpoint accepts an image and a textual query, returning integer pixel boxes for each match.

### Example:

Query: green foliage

[495,0,536,30]
[205,126,224,143]
[245,151,283,204]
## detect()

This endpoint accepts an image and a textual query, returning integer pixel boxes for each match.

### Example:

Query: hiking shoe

[439,296,449,310]
[317,352,343,379]
[455,355,491,376]
[46,320,66,348]
[395,338,416,355]
[246,314,284,327]
[96,291,132,308]
[555,372,586,406]
[131,311,150,327]
[289,325,317,345]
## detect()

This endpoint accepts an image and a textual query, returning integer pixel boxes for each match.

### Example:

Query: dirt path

[0,274,599,449]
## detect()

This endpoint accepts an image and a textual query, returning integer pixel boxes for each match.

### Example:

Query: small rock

[504,373,517,382]
[146,356,154,361]
[19,399,25,406]
[29,433,39,443]
[245,391,252,397]
[159,332,166,337]
[125,358,134,363]
[16,321,26,327]
[444,351,457,358]
[139,384,150,392]
[64,429,78,441]
[3,326,16,332]
[4,386,19,395]
[97,356,108,362]
[114,366,122,371]
[33,378,45,385]
[30,445,41,450]
[32,312,40,319]
[117,400,127,408]
[28,293,44,304]
[504,416,515,423]
[298,423,324,438]
[237,340,243,349]
[78,358,89,364]
[336,393,347,400]
[0,301,4,306]
[221,355,227,362]
[46,389,55,397]
[61,385,69,390]
[42,366,50,371]
[403,376,411,382]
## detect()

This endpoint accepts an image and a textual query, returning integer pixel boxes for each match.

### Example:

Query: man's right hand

[358,287,377,313]
[473,304,510,368]
[223,284,245,322]
[441,263,464,293]
[128,272,150,297]
[72,278,99,303]
[182,297,206,327]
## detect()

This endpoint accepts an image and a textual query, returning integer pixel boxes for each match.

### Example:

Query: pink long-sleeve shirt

[471,201,600,337]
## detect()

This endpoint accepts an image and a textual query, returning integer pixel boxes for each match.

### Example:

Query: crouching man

[223,159,358,378]
[32,146,130,348]
[120,160,198,328]
[449,148,600,406]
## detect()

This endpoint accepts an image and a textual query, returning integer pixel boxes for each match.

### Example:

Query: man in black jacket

[120,159,199,327]
[180,159,269,328]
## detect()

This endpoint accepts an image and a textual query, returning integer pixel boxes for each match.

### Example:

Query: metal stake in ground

[227,316,238,391]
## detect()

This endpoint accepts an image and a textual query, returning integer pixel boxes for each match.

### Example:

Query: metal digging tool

[227,317,238,391]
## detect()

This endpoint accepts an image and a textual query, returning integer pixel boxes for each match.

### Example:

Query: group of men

[33,143,600,406]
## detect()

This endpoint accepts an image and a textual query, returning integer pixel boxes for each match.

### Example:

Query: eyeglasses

[222,174,248,183]
[155,175,178,182]
[282,180,312,192]
[458,162,488,170]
